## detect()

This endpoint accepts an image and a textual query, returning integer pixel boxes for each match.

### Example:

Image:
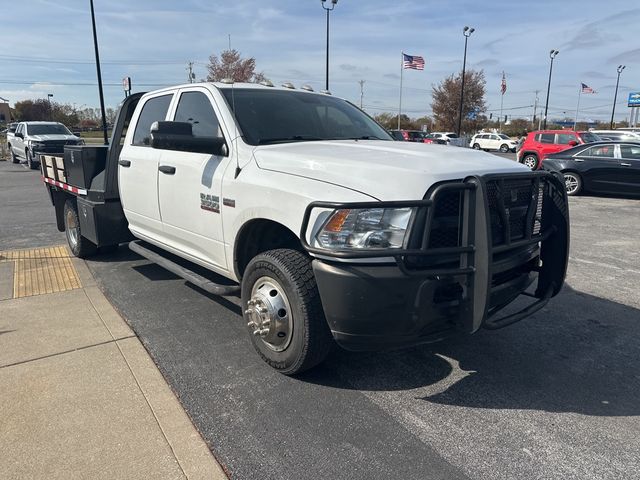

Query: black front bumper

[301,172,569,351]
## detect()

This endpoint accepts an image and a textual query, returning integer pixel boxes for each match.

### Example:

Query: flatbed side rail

[40,154,87,196]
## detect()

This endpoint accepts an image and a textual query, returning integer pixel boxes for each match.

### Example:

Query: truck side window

[620,145,640,159]
[132,94,172,146]
[539,133,554,144]
[556,133,576,145]
[174,92,222,138]
[583,145,614,157]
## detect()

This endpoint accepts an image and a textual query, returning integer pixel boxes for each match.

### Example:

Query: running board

[129,240,240,296]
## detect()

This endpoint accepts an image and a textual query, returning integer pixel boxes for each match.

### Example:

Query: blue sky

[1,0,639,122]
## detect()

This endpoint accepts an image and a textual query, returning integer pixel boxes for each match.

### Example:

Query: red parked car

[517,130,601,169]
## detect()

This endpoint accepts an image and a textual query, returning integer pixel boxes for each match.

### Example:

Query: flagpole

[398,52,403,130]
[573,84,582,130]
[499,92,504,133]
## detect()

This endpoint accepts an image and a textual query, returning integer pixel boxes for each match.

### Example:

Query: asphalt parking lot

[1,157,639,479]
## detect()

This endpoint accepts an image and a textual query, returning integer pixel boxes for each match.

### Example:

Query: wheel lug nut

[258,307,268,314]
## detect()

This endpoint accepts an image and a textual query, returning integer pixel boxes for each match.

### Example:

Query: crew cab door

[118,92,174,240]
[157,88,230,269]
[488,134,500,150]
[13,123,25,157]
[617,143,640,194]
[575,144,620,194]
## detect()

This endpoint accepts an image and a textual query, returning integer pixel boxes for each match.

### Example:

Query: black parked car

[542,141,640,196]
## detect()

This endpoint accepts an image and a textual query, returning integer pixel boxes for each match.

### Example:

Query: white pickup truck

[8,121,82,169]
[41,82,569,374]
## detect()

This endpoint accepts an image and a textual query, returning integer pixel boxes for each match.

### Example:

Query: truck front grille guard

[299,171,569,333]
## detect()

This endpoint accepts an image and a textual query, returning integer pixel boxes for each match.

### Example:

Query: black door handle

[118,159,131,167]
[159,165,176,175]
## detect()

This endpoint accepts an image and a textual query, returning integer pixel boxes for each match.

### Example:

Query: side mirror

[150,121,227,156]
[15,132,24,139]
[568,140,578,146]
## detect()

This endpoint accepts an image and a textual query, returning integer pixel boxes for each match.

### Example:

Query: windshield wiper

[346,136,386,140]
[257,135,324,145]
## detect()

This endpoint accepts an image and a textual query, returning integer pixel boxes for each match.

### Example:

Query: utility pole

[532,90,539,129]
[358,80,365,109]
[187,61,195,83]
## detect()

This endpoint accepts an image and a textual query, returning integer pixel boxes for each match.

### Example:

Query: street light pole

[456,26,474,137]
[89,0,109,145]
[542,49,559,130]
[321,0,338,92]
[610,64,625,129]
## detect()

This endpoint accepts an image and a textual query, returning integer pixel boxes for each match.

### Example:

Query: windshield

[28,124,72,135]
[221,88,392,145]
[579,132,601,143]
[498,134,510,140]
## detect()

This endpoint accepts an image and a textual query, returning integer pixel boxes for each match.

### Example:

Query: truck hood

[253,140,528,200]
[29,134,79,142]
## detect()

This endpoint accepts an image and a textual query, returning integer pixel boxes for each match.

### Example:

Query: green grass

[79,130,112,139]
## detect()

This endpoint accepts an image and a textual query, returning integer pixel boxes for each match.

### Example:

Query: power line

[0,53,195,66]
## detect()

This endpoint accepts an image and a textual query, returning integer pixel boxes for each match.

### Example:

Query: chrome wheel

[500,144,509,153]
[473,143,481,150]
[523,155,537,170]
[65,208,80,249]
[245,276,293,352]
[564,172,581,195]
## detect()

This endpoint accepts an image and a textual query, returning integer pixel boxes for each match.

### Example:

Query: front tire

[26,149,38,170]
[522,154,538,170]
[241,249,333,375]
[499,144,509,153]
[64,199,97,258]
[563,171,582,196]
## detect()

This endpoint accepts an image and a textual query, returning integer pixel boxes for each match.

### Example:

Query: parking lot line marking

[0,245,82,298]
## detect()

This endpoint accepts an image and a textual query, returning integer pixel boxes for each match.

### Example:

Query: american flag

[403,53,425,70]
[501,72,507,95]
[581,83,595,94]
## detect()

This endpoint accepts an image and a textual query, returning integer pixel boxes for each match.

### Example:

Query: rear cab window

[537,133,555,144]
[132,94,173,146]
[620,145,640,159]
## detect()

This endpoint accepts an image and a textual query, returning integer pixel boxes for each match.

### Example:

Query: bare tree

[206,49,266,83]
[431,69,486,133]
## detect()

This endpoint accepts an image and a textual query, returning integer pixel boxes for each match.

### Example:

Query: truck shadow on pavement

[92,247,639,417]
[302,284,640,417]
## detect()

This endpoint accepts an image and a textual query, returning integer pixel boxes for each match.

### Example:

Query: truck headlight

[315,207,413,249]
[31,141,46,149]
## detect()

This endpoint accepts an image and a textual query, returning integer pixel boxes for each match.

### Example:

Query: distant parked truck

[7,121,83,169]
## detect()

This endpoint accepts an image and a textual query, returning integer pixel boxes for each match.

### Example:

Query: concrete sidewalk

[0,245,227,480]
